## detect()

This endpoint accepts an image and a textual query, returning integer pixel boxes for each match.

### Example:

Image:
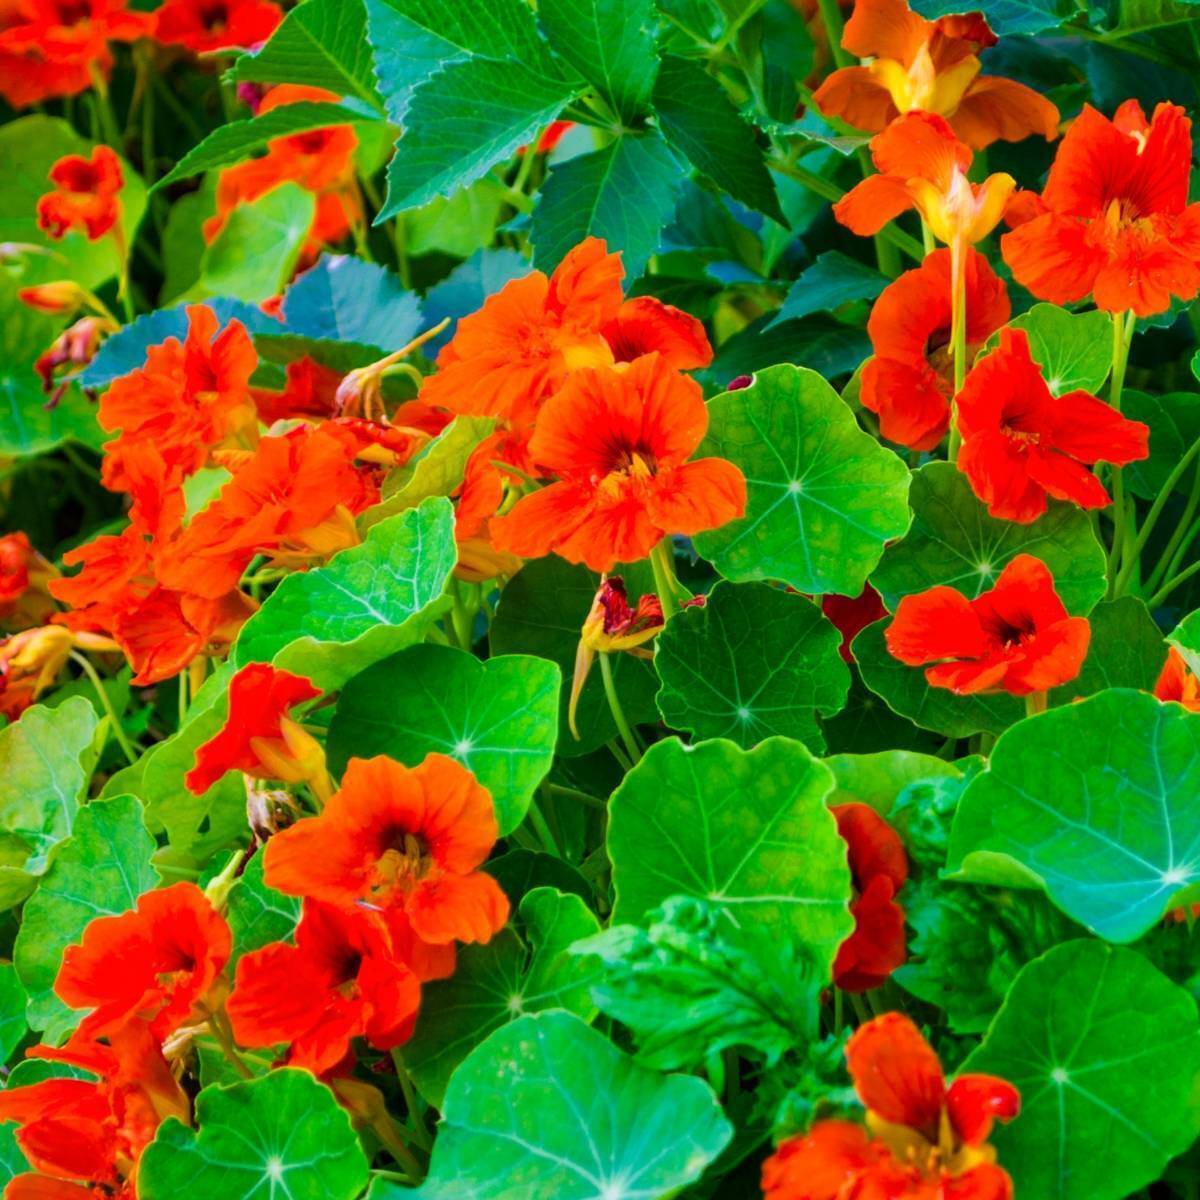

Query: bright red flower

[832,802,908,993]
[1001,102,1200,316]
[763,1013,1019,1200]
[227,898,421,1076]
[253,355,342,425]
[55,882,231,1042]
[862,248,1009,450]
[490,353,747,572]
[885,554,1090,696]
[822,586,887,663]
[0,0,150,109]
[36,146,124,241]
[153,0,282,53]
[601,296,713,371]
[0,532,58,629]
[1155,647,1200,711]
[17,280,89,316]
[955,327,1149,523]
[264,754,509,957]
[813,0,1058,149]
[35,314,118,403]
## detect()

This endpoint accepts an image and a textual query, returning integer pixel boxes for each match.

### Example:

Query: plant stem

[525,794,562,857]
[1025,691,1047,719]
[814,0,852,68]
[649,540,689,618]
[547,783,607,811]
[390,1052,432,1151]
[946,240,968,460]
[1105,311,1137,597]
[208,1013,253,1080]
[1147,457,1200,594]
[599,653,641,765]
[1117,435,1200,593]
[69,651,136,765]
[1147,556,1200,608]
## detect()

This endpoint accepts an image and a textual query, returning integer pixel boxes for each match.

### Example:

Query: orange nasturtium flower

[955,327,1150,523]
[762,1013,1020,1200]
[0,625,117,720]
[1155,647,1200,711]
[264,754,510,957]
[227,898,421,1076]
[813,0,1058,149]
[831,802,908,993]
[1002,101,1200,317]
[0,531,59,628]
[36,145,124,241]
[885,554,1090,696]
[152,0,282,54]
[490,353,747,572]
[862,247,1009,450]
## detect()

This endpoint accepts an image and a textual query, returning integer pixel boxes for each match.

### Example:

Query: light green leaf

[531,130,678,278]
[654,580,850,750]
[139,1067,369,1200]
[870,462,1107,616]
[229,0,385,111]
[986,303,1113,394]
[226,852,301,968]
[404,887,601,1107]
[538,0,659,122]
[652,55,784,223]
[824,749,961,814]
[947,690,1200,942]
[406,178,508,258]
[963,940,1200,1200]
[608,736,852,980]
[14,795,159,1038]
[234,496,457,690]
[767,250,886,329]
[694,364,911,596]
[380,1011,731,1200]
[328,645,559,833]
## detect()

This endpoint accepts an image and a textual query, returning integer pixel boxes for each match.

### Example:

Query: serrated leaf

[948,690,1200,942]
[376,1011,731,1200]
[963,941,1200,1199]
[608,736,852,980]
[985,303,1113,394]
[404,887,601,1107]
[229,0,385,111]
[767,250,886,329]
[328,645,559,833]
[870,462,1107,616]
[911,0,1070,34]
[651,55,784,222]
[654,580,850,750]
[531,130,678,278]
[421,248,531,355]
[14,795,159,1039]
[139,1067,369,1200]
[234,496,457,690]
[538,0,659,122]
[694,364,911,596]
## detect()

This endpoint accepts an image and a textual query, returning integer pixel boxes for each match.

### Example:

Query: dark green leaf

[767,251,886,329]
[227,853,301,968]
[1050,596,1165,703]
[1124,390,1200,500]
[911,0,1070,35]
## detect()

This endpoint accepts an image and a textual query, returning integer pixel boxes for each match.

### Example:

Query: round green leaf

[853,618,1022,738]
[986,303,1113,395]
[139,1068,369,1200]
[963,940,1200,1200]
[608,736,852,979]
[378,1011,731,1200]
[871,462,1107,616]
[693,364,911,596]
[328,644,560,834]
[1049,596,1165,704]
[824,749,961,814]
[947,690,1200,942]
[654,581,850,750]
[1123,391,1200,500]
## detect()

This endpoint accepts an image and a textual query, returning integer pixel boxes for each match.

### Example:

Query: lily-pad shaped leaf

[14,795,159,1038]
[853,618,1022,739]
[654,580,850,750]
[1049,596,1165,704]
[693,364,911,596]
[986,303,1113,394]
[1123,391,1200,500]
[947,690,1200,942]
[234,496,456,690]
[871,462,1107,616]
[608,736,852,979]
[962,940,1200,1200]
[403,887,600,1107]
[227,853,301,968]
[490,556,660,757]
[139,1067,369,1200]
[375,1011,731,1200]
[328,645,560,834]
[824,750,962,814]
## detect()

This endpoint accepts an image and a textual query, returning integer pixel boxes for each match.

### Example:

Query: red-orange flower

[186,662,325,796]
[763,1013,1019,1200]
[36,146,124,241]
[227,899,421,1076]
[35,314,118,403]
[601,295,713,371]
[1155,647,1200,711]
[813,0,1058,149]
[55,882,231,1042]
[264,754,509,958]
[153,0,281,53]
[1002,102,1200,316]
[253,355,342,424]
[490,353,747,572]
[862,248,1009,450]
[885,554,1090,696]
[0,0,150,109]
[822,586,887,663]
[17,280,89,315]
[955,327,1149,523]
[0,531,59,628]
[832,802,908,993]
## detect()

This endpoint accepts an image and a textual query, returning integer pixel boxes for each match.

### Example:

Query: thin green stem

[1105,311,1137,597]
[69,651,136,765]
[1117,435,1200,593]
[1147,556,1200,608]
[1147,454,1200,593]
[649,540,690,618]
[547,783,607,811]
[947,241,967,460]
[815,0,853,67]
[599,652,641,765]
[390,1051,432,1151]
[525,795,562,857]
[208,1013,254,1080]
[1025,691,1047,720]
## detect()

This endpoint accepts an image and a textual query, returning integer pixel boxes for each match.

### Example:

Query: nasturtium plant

[5,1,1200,1195]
